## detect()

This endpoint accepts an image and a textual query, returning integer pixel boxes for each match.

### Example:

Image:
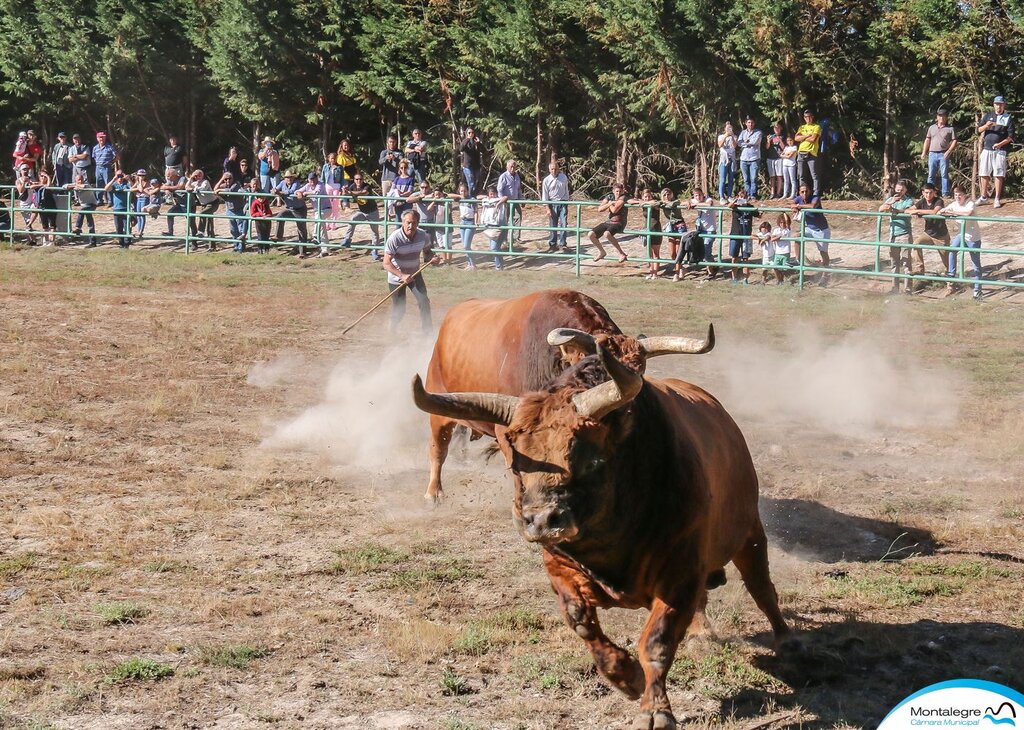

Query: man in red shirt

[20,130,43,175]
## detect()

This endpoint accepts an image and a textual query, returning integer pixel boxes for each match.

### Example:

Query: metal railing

[3,184,1022,294]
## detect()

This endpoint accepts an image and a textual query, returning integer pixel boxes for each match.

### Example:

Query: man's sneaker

[973,289,982,300]
[976,196,989,205]
[993,199,1003,209]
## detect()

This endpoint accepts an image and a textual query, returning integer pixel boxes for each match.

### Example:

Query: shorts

[592,221,625,238]
[806,226,831,253]
[767,159,784,176]
[761,243,775,265]
[979,148,1007,178]
[772,253,789,267]
[729,238,744,259]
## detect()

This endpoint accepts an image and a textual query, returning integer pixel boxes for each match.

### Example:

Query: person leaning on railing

[214,171,249,251]
[185,170,220,250]
[160,169,188,237]
[14,164,38,242]
[938,185,984,300]
[102,170,132,248]
[628,188,662,280]
[248,177,272,254]
[66,172,97,243]
[34,169,58,246]
[907,182,950,286]
[879,179,915,294]
[541,160,570,252]
[340,173,382,259]
[272,170,309,255]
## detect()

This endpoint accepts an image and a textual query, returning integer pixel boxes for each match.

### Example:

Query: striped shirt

[384,228,431,285]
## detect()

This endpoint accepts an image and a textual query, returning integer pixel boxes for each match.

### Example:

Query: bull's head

[412,346,648,545]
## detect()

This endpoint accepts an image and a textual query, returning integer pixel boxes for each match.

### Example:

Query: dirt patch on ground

[0,250,1022,729]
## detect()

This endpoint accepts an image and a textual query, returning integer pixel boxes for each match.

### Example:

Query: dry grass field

[1,245,1022,730]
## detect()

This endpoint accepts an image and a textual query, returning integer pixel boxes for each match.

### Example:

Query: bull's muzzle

[516,503,579,544]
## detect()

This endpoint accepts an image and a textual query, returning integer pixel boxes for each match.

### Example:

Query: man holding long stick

[383,209,441,334]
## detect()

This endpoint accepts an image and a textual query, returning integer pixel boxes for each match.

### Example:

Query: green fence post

[7,187,14,247]
[575,202,582,278]
[184,194,192,255]
[798,213,806,290]
[874,210,883,274]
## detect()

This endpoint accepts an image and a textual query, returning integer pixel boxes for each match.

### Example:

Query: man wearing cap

[51,132,73,187]
[92,132,119,205]
[273,170,309,254]
[737,117,763,198]
[977,96,1014,208]
[383,208,441,334]
[921,109,957,197]
[68,134,91,185]
[163,134,188,178]
[794,109,822,196]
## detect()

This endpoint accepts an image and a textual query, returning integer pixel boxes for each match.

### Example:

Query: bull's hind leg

[543,552,645,700]
[426,415,457,501]
[731,518,793,648]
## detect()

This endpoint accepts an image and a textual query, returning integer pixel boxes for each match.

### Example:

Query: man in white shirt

[383,209,441,333]
[541,161,570,251]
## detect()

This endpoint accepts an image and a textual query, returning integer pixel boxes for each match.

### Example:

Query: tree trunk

[252,122,261,162]
[882,69,892,191]
[972,112,980,200]
[535,110,543,191]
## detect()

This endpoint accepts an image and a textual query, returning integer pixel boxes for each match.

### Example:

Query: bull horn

[411,375,519,426]
[547,328,597,350]
[638,323,715,356]
[572,347,643,421]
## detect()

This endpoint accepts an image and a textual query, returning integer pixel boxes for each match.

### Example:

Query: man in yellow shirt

[794,109,822,196]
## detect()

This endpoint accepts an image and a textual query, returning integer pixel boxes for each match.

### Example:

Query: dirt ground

[0,246,1022,730]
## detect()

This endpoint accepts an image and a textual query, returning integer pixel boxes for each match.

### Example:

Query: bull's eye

[576,454,605,477]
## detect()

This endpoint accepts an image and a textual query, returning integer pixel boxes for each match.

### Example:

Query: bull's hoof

[631,710,676,730]
[775,633,804,656]
[423,490,444,504]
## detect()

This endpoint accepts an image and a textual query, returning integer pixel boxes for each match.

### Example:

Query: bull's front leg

[543,552,645,700]
[631,585,701,730]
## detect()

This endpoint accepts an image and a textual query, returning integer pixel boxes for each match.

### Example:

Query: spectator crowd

[3,98,1015,297]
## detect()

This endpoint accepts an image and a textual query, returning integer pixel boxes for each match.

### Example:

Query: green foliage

[4,0,1024,193]
[439,667,471,696]
[195,644,270,669]
[94,601,149,625]
[103,657,174,684]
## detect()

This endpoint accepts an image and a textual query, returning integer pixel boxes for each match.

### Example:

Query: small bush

[0,553,36,578]
[95,601,149,625]
[439,667,471,696]
[196,644,270,669]
[328,545,408,575]
[104,658,174,684]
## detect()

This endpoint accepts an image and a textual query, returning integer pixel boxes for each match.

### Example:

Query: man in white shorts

[791,184,831,285]
[977,95,1013,208]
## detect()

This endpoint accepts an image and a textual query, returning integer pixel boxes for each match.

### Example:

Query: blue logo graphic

[985,702,1017,726]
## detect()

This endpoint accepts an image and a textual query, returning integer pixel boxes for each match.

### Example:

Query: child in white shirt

[770,213,792,284]
[755,220,773,283]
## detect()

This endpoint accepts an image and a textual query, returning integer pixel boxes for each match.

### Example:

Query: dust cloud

[256,339,437,469]
[701,325,959,436]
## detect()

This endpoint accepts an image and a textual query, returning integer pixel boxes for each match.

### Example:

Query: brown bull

[413,343,792,730]
[422,288,713,500]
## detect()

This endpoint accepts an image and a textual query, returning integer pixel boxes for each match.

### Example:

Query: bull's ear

[411,375,519,426]
[638,323,715,356]
[572,347,643,420]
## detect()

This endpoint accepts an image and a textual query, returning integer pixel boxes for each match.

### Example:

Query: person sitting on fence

[755,220,774,284]
[160,169,188,237]
[938,185,983,300]
[387,160,417,219]
[186,169,220,250]
[273,170,310,255]
[297,171,331,257]
[770,213,793,284]
[908,182,950,280]
[248,176,273,254]
[628,188,662,280]
[879,179,915,294]
[340,173,381,259]
[67,172,97,242]
[214,171,249,251]
[589,183,629,263]
[103,170,133,248]
[791,183,832,285]
[480,184,509,270]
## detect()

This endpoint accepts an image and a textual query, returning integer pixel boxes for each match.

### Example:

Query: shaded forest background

[2,0,1023,197]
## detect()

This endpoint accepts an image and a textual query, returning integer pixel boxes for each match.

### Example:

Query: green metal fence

[3,183,1023,294]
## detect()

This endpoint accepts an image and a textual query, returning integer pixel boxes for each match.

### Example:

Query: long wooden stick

[341,260,432,336]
